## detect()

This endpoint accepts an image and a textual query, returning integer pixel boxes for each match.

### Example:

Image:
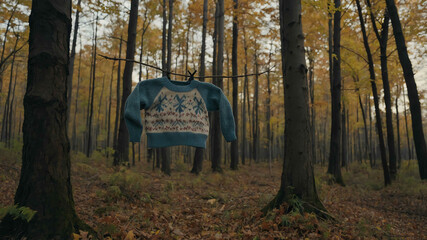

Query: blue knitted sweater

[124,77,237,148]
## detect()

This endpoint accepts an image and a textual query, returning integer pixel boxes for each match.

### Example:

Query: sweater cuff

[224,132,237,142]
[127,124,142,142]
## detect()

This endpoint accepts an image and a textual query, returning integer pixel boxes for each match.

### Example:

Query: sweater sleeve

[124,81,150,142]
[218,90,237,142]
[201,84,237,142]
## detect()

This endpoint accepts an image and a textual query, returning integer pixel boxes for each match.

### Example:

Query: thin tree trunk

[159,0,174,175]
[327,0,344,185]
[230,0,239,170]
[386,0,427,178]
[308,51,315,163]
[403,88,411,160]
[396,93,401,168]
[106,61,114,156]
[1,38,17,143]
[367,3,397,180]
[72,36,82,152]
[115,0,140,164]
[161,0,167,76]
[253,49,259,163]
[67,0,82,130]
[266,42,273,172]
[356,0,390,186]
[192,0,208,174]
[95,75,105,150]
[211,0,224,173]
[7,64,18,148]
[341,100,347,168]
[0,3,17,96]
[86,13,99,157]
[113,36,122,165]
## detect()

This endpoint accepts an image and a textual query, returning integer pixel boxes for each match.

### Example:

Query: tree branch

[98,54,275,79]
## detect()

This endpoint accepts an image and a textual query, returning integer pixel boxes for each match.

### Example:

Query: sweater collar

[160,77,199,92]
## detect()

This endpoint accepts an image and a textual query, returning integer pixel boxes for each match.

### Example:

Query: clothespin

[187,70,197,82]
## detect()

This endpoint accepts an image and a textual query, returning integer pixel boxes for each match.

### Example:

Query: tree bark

[356,0,390,186]
[253,49,259,163]
[112,36,122,165]
[115,0,140,164]
[327,0,344,185]
[230,0,239,170]
[308,51,315,163]
[192,0,208,174]
[211,0,224,173]
[0,0,93,237]
[161,0,167,76]
[403,88,412,160]
[1,37,18,143]
[367,3,397,180]
[159,0,174,174]
[396,95,401,168]
[264,0,327,217]
[72,37,82,152]
[106,61,114,156]
[241,27,249,165]
[385,0,427,178]
[86,13,98,157]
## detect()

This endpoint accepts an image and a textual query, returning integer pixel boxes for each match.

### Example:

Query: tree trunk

[115,0,140,164]
[358,93,369,162]
[367,3,397,179]
[67,0,82,131]
[161,0,167,75]
[192,0,208,174]
[308,51,315,163]
[1,38,18,143]
[112,36,122,165]
[86,14,98,157]
[396,94,401,168]
[211,0,224,173]
[327,0,344,185]
[386,0,427,178]
[96,75,105,149]
[264,0,327,217]
[341,100,347,168]
[241,27,249,166]
[106,61,114,156]
[230,0,239,170]
[7,64,18,148]
[253,49,259,163]
[0,4,17,96]
[72,37,82,152]
[267,42,273,172]
[159,0,173,174]
[403,88,411,160]
[356,0,390,186]
[0,0,93,237]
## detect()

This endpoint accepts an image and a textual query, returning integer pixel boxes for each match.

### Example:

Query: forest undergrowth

[1,144,426,239]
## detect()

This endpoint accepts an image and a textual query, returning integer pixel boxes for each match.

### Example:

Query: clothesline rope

[98,54,275,79]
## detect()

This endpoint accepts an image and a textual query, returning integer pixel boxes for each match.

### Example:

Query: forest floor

[1,146,427,239]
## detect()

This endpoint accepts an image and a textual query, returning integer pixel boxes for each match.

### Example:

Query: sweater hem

[147,132,207,148]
